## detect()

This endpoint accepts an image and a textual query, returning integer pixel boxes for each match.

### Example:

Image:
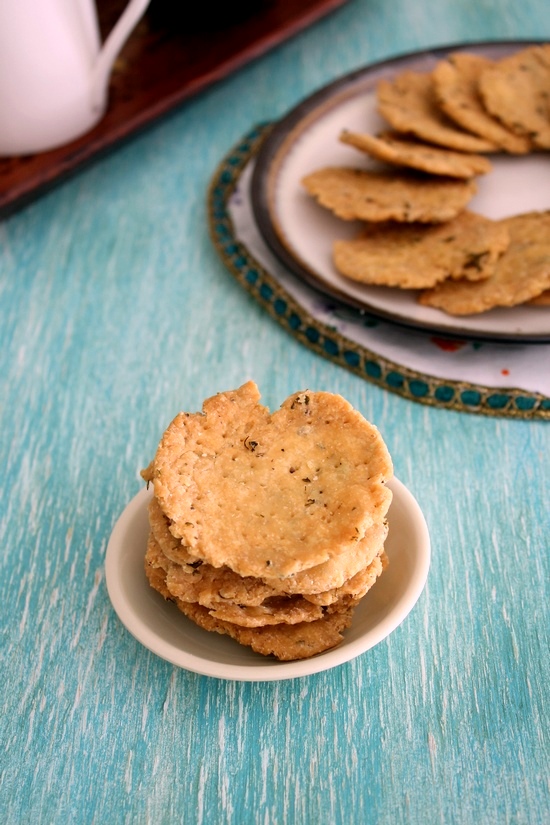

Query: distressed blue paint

[0,2,549,823]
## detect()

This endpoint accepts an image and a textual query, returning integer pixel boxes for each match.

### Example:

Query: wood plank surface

[0,0,549,822]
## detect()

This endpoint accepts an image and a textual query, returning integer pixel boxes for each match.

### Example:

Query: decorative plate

[251,41,550,343]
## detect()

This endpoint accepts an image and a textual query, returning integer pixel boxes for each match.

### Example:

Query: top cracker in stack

[302,44,550,316]
[141,381,393,660]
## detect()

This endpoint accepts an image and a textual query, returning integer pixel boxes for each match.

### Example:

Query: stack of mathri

[141,381,393,661]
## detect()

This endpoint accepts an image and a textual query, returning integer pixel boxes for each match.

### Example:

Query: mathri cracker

[302,166,478,221]
[478,45,550,149]
[376,70,498,152]
[340,130,492,178]
[149,493,389,597]
[150,382,392,579]
[333,211,509,289]
[432,53,532,154]
[419,211,550,314]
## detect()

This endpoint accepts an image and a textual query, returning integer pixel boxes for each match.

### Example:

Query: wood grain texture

[1,1,549,822]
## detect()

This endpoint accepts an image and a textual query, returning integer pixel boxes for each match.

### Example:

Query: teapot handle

[92,0,151,111]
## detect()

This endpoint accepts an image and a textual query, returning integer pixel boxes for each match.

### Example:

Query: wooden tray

[0,0,348,218]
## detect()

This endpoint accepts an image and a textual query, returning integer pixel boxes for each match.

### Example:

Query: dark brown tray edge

[0,0,349,219]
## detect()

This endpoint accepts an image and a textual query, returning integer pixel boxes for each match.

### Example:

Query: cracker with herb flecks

[146,529,278,608]
[179,598,356,660]
[146,533,328,625]
[376,70,498,152]
[149,382,393,579]
[478,45,550,150]
[418,211,550,314]
[340,130,491,178]
[432,53,533,154]
[149,494,389,597]
[147,496,201,567]
[146,530,386,625]
[333,211,510,289]
[145,553,358,659]
[145,557,357,660]
[302,166,478,222]
[302,551,387,605]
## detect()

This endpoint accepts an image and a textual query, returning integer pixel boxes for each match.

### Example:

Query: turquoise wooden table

[1,1,549,822]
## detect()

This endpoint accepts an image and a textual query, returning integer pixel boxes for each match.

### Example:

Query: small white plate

[251,41,550,342]
[105,477,430,681]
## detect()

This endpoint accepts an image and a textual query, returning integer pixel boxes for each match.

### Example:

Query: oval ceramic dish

[105,477,430,681]
[251,41,550,343]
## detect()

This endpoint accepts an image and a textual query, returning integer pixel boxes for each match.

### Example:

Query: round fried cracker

[146,535,327,626]
[303,551,386,605]
[418,211,550,314]
[260,520,387,595]
[376,71,498,152]
[301,166,477,222]
[149,490,388,596]
[145,557,355,660]
[147,496,201,567]
[178,600,355,660]
[201,598,326,627]
[146,529,275,608]
[478,45,550,150]
[432,53,532,154]
[151,383,393,579]
[340,130,491,178]
[333,211,510,289]
[147,531,386,624]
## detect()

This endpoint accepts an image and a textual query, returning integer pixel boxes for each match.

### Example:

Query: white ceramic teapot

[0,0,151,155]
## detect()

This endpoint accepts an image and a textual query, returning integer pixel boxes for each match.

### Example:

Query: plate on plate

[251,41,550,342]
[105,477,430,682]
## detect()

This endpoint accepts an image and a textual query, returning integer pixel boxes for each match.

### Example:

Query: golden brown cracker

[148,496,201,567]
[150,382,393,579]
[151,488,389,597]
[301,166,477,222]
[419,211,550,314]
[432,53,532,154]
[261,520,387,595]
[151,537,328,626]
[145,552,356,659]
[176,600,356,661]
[376,70,498,152]
[478,45,550,149]
[204,592,365,628]
[303,551,386,606]
[204,598,325,627]
[340,130,491,178]
[333,211,510,289]
[146,532,278,608]
[147,529,385,624]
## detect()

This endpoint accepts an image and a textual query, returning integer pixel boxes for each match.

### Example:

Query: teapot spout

[92,0,150,111]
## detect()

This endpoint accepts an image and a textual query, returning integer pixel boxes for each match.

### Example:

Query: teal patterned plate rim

[207,124,550,420]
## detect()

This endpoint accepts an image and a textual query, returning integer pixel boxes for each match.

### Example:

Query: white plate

[251,41,550,342]
[105,477,430,681]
